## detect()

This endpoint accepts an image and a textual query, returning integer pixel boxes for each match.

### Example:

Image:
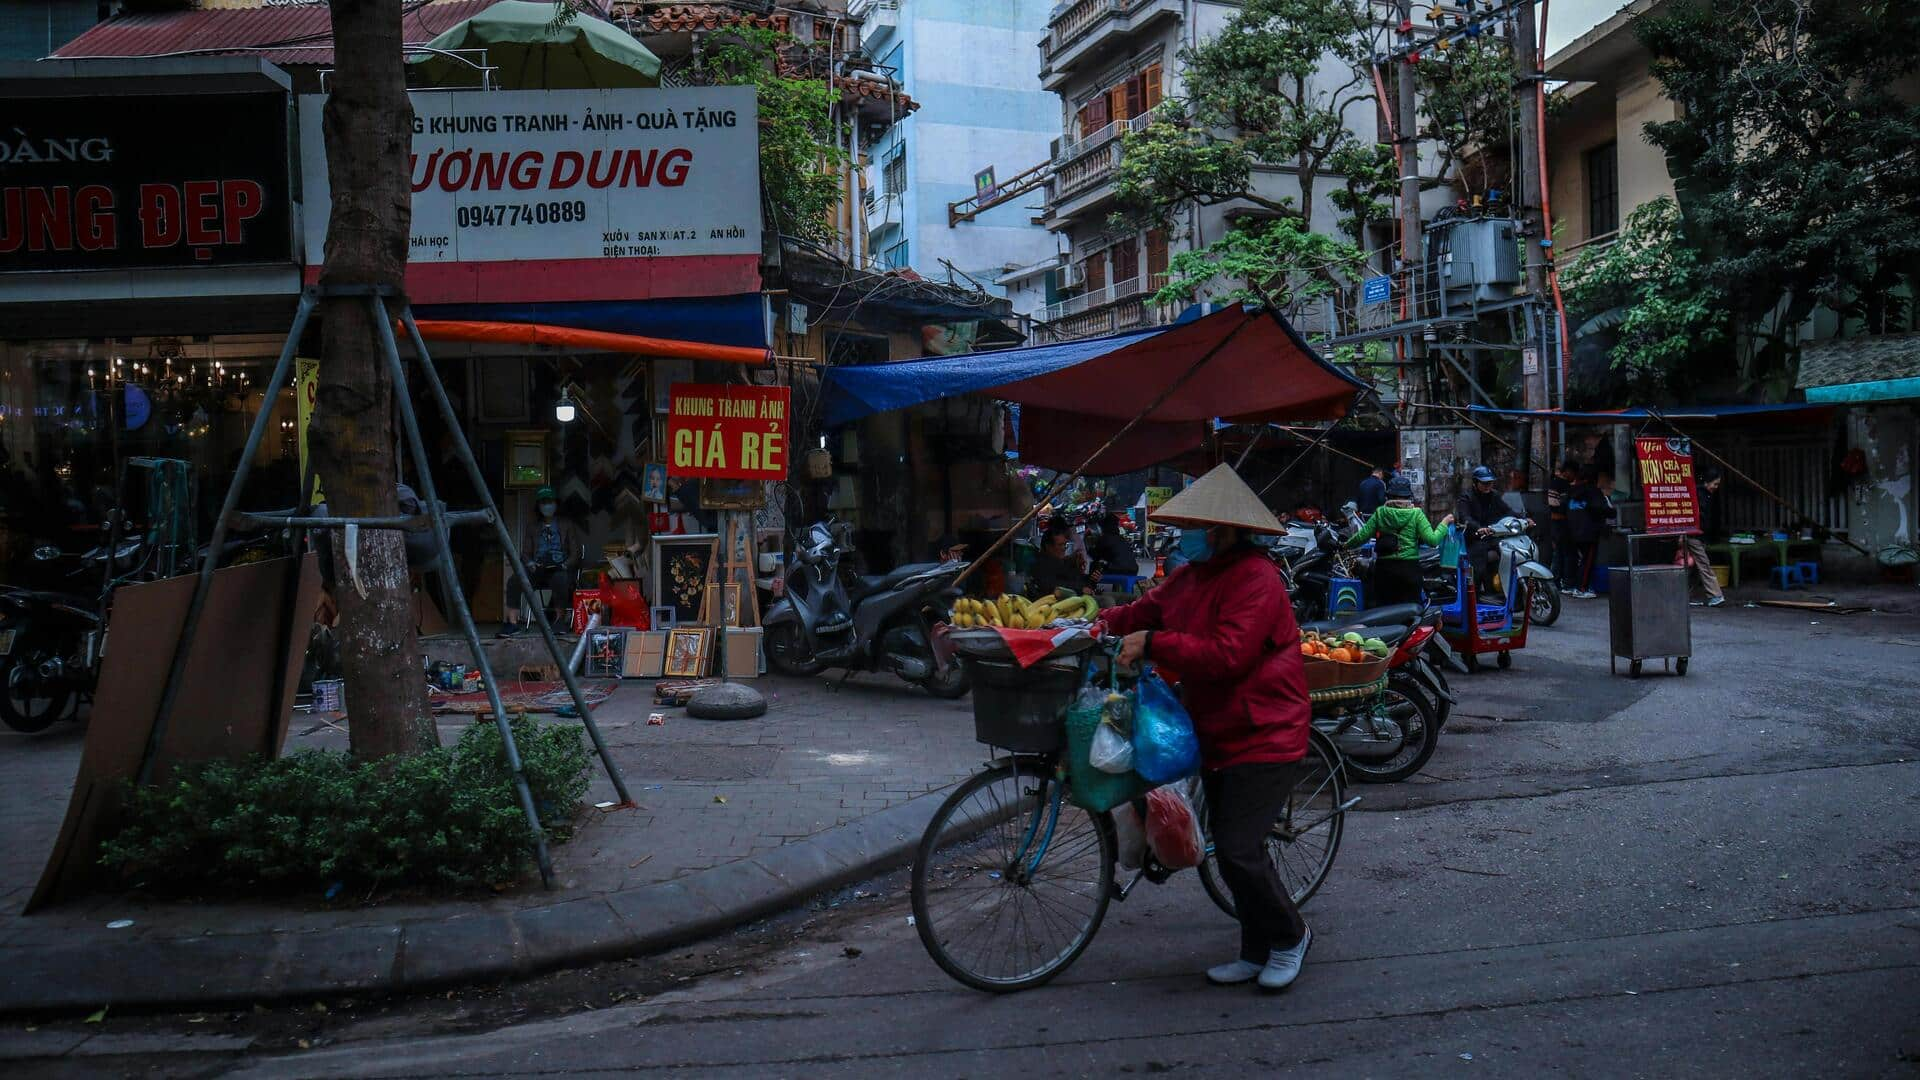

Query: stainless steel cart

[1608,534,1692,677]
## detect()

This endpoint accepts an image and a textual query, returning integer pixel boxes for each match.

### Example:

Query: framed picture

[663,627,712,678]
[651,533,717,625]
[704,582,743,627]
[642,462,670,503]
[653,358,692,414]
[699,477,765,510]
[583,629,628,678]
[504,430,549,489]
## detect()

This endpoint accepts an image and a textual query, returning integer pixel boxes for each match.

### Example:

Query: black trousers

[1204,761,1308,961]
[1370,558,1424,608]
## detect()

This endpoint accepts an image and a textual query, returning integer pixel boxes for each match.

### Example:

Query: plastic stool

[1770,564,1804,589]
[1795,561,1820,585]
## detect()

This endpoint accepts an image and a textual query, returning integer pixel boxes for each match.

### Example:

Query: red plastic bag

[1144,786,1205,869]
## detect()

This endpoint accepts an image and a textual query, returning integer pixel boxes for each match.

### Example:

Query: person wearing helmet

[1455,465,1507,593]
[1348,474,1453,607]
[502,486,579,635]
[1097,465,1317,994]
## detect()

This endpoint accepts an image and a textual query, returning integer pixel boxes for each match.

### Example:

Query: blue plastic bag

[1131,667,1200,783]
[1438,524,1465,570]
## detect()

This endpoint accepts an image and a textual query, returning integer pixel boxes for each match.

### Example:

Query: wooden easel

[697,511,763,629]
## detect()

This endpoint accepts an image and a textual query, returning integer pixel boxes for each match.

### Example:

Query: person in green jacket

[1347,475,1453,607]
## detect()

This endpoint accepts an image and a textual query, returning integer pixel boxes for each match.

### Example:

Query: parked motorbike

[1418,515,1559,628]
[1300,602,1455,781]
[0,535,152,732]
[762,523,971,698]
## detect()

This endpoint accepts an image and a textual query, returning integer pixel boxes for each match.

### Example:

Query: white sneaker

[1206,958,1264,986]
[1707,596,1727,608]
[1258,927,1312,992]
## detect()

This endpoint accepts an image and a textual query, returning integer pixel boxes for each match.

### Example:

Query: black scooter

[0,535,150,732]
[762,523,970,698]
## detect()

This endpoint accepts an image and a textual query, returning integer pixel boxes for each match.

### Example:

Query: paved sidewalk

[0,672,990,1013]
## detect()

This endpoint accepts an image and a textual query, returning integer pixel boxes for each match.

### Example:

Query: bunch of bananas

[949,593,1101,629]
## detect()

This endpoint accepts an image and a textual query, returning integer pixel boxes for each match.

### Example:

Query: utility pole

[1394,0,1426,434]
[1513,0,1551,483]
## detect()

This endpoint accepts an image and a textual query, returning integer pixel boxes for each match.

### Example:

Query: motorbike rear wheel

[1339,678,1439,784]
[920,660,971,699]
[1,655,77,733]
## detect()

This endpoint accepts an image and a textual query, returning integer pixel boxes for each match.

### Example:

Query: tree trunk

[315,0,437,760]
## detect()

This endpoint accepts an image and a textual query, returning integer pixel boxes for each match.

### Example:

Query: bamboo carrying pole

[1645,410,1873,558]
[952,314,1260,588]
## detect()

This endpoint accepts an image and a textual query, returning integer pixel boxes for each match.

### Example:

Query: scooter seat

[851,562,947,600]
[1300,602,1423,635]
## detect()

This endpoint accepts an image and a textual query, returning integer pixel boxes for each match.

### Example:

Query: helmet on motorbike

[1471,466,1496,484]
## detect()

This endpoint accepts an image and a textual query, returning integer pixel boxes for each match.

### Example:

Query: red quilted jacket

[1100,544,1311,769]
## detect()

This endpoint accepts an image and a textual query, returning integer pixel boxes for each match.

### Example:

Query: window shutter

[1146,228,1169,280]
[1142,65,1163,110]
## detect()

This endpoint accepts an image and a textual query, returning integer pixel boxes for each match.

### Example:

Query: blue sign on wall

[1363,275,1392,305]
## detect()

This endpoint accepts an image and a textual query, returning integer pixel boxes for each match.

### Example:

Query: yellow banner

[296,357,323,505]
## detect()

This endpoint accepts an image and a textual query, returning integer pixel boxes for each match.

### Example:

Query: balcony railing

[1041,271,1168,323]
[1044,0,1159,59]
[1055,110,1152,166]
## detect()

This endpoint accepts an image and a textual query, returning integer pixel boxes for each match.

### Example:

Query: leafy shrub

[100,717,590,893]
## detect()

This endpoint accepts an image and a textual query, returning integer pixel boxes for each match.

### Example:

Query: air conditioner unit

[1061,261,1086,289]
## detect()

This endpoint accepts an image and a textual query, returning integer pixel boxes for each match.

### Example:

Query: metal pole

[1393,0,1429,394]
[368,297,554,889]
[138,289,318,787]
[397,310,634,807]
[1514,0,1552,484]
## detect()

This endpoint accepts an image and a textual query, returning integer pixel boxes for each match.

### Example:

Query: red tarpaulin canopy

[821,305,1367,472]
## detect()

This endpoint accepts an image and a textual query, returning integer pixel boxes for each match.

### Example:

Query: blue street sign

[1363,275,1392,305]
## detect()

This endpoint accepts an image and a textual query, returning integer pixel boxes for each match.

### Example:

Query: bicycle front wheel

[1199,729,1347,916]
[911,760,1115,993]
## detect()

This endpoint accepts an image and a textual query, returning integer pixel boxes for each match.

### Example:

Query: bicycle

[909,639,1354,993]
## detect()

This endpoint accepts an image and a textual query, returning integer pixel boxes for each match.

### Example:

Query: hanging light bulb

[554,387,578,424]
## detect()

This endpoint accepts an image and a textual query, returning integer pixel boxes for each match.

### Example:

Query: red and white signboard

[666,383,790,480]
[1635,436,1702,534]
[298,87,760,304]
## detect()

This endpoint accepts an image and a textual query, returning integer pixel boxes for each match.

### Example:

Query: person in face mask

[1095,465,1316,994]
[502,486,580,635]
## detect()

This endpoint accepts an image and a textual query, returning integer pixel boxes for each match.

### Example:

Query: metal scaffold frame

[138,284,635,890]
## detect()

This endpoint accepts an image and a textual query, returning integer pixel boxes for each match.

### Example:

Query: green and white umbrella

[409,1,661,90]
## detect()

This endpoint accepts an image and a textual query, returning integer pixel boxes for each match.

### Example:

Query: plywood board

[26,554,321,912]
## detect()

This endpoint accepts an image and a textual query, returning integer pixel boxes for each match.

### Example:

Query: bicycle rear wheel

[1199,730,1347,917]
[911,759,1115,993]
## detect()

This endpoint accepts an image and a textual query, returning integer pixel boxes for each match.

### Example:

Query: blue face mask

[1178,528,1214,563]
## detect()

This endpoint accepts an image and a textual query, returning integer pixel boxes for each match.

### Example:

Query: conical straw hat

[1150,464,1285,534]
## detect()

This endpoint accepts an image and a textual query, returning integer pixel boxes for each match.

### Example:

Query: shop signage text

[298,88,760,279]
[666,384,790,481]
[0,92,293,272]
[1635,436,1701,534]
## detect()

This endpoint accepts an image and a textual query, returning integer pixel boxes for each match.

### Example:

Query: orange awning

[409,320,767,364]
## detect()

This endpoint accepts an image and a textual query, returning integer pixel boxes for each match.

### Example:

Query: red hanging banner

[666,383,791,480]
[1635,436,1701,535]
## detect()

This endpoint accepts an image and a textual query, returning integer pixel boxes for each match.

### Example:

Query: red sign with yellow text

[1635,436,1701,534]
[666,383,790,480]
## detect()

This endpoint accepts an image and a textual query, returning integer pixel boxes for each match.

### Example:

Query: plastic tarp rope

[821,306,1365,472]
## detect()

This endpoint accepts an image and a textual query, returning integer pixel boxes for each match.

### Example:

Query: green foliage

[1326,143,1398,247]
[1414,37,1515,196]
[1560,198,1726,392]
[691,25,850,245]
[1114,0,1374,233]
[100,717,591,893]
[1637,0,1920,384]
[1153,217,1364,309]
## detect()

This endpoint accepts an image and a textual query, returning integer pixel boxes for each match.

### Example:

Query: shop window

[1586,142,1619,238]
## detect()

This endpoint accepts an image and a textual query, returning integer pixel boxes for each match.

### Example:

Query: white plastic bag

[1112,801,1147,869]
[1089,718,1135,774]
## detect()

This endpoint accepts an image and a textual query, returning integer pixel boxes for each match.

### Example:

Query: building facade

[855,0,1060,314]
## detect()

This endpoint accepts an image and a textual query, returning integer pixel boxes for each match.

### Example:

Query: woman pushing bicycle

[1097,465,1318,992]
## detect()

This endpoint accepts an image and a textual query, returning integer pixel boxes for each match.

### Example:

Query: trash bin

[1608,535,1691,678]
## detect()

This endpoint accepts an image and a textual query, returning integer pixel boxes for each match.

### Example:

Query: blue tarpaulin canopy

[822,305,1366,472]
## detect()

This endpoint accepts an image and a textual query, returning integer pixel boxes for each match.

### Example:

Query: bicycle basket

[964,656,1081,753]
